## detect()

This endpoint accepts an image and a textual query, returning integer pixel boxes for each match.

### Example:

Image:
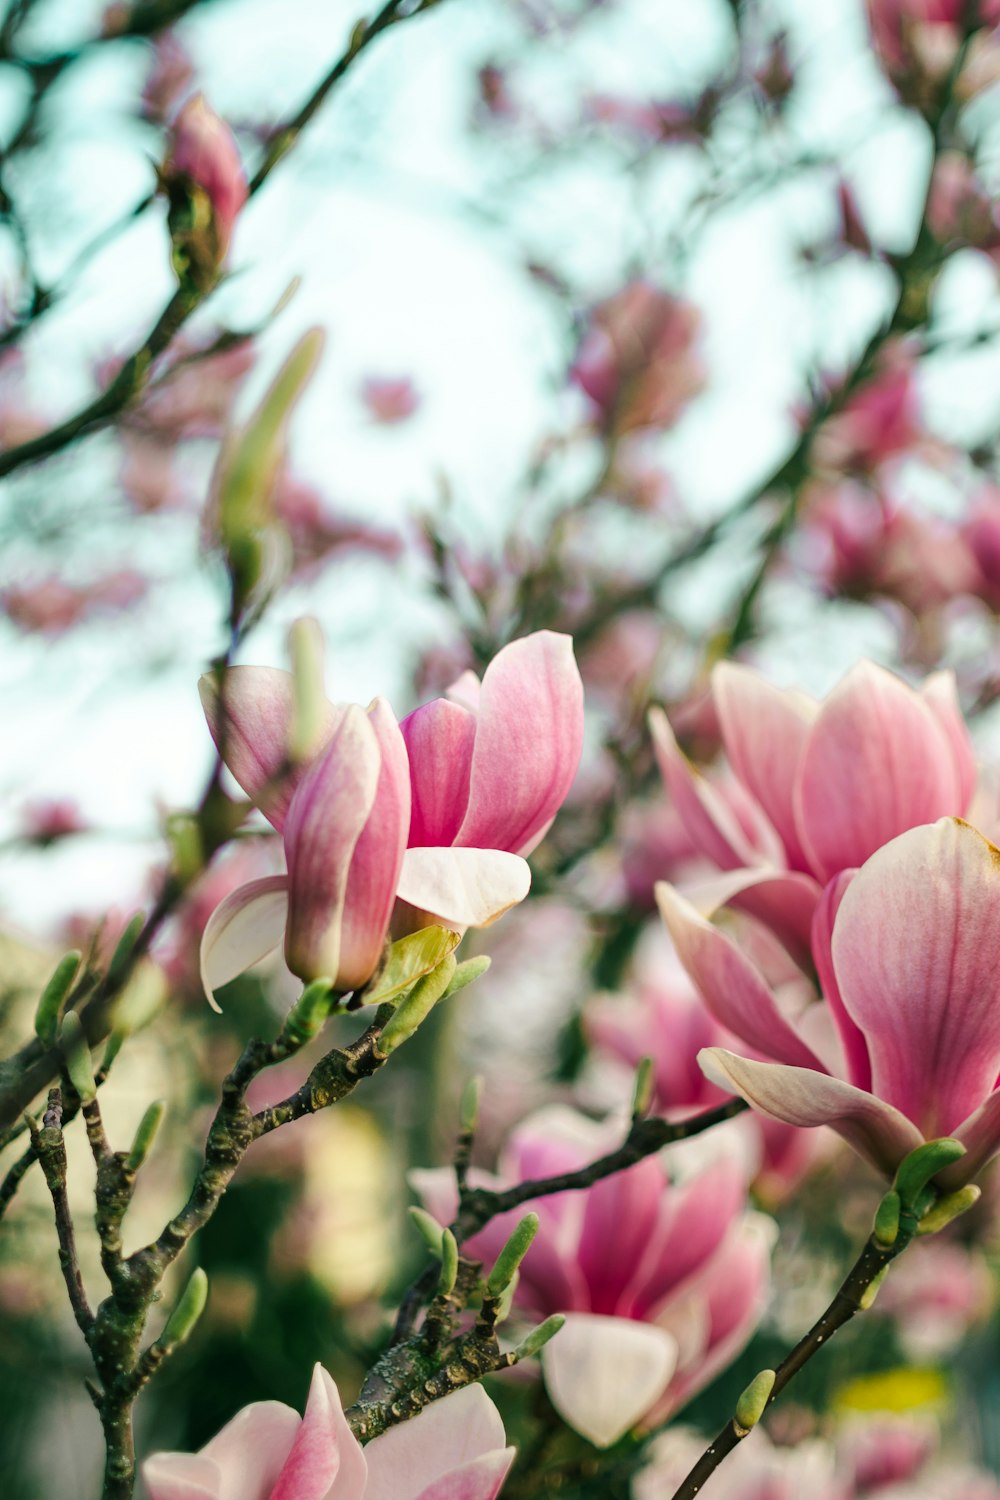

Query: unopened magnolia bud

[377,953,458,1056]
[60,1013,96,1102]
[894,1138,965,1209]
[35,951,82,1044]
[631,1055,655,1118]
[917,1184,981,1236]
[162,1267,209,1347]
[459,1075,482,1135]
[515,1313,565,1362]
[408,1206,445,1257]
[734,1369,775,1434]
[438,1229,458,1296]
[107,912,146,985]
[288,616,327,762]
[284,978,336,1046]
[127,1101,166,1172]
[487,1212,539,1297]
[441,955,491,999]
[873,1189,901,1248]
[162,95,247,287]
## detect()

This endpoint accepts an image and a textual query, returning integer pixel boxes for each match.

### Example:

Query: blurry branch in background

[0,0,441,477]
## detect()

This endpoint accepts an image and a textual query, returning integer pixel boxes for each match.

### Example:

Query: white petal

[200,876,289,1011]
[363,1386,507,1500]
[542,1312,678,1448]
[397,847,530,929]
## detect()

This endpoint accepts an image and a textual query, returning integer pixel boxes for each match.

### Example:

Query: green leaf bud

[893,1138,965,1208]
[127,1101,166,1172]
[734,1369,775,1434]
[60,1012,96,1103]
[162,1267,209,1348]
[487,1212,539,1297]
[34,951,82,1044]
[376,953,458,1056]
[514,1314,565,1362]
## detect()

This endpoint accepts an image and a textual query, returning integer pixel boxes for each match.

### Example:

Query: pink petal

[401,698,477,846]
[795,662,963,882]
[414,1451,516,1500]
[446,670,481,712]
[396,847,530,929]
[700,1048,924,1178]
[541,1313,678,1448]
[363,1385,508,1500]
[832,819,1000,1135]
[680,868,820,974]
[947,1089,1000,1188]
[283,707,381,986]
[649,709,769,871]
[197,1400,300,1500]
[200,876,289,1011]
[576,1158,669,1315]
[629,1157,747,1319]
[920,671,977,812]
[336,699,411,988]
[142,1454,223,1500]
[811,872,871,1091]
[199,667,337,831]
[713,662,817,872]
[656,883,824,1069]
[270,1366,366,1500]
[455,632,584,857]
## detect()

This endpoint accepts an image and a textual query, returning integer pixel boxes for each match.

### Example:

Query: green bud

[408,1206,445,1257]
[917,1184,981,1236]
[860,1264,891,1310]
[514,1313,565,1362]
[893,1138,966,1208]
[631,1056,655,1119]
[60,1012,96,1103]
[734,1369,775,1434]
[361,926,461,1008]
[494,1269,519,1324]
[283,978,336,1046]
[459,1076,482,1135]
[487,1212,539,1297]
[107,913,146,985]
[376,953,458,1056]
[288,616,327,762]
[127,1101,166,1172]
[441,955,491,999]
[162,1267,209,1347]
[35,951,82,1044]
[438,1229,458,1297]
[873,1189,901,1248]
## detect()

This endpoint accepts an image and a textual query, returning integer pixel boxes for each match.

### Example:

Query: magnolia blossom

[661,818,1000,1186]
[866,0,1000,101]
[143,1365,515,1500]
[199,632,581,1002]
[651,658,979,960]
[164,94,248,265]
[414,1106,772,1449]
[812,350,925,475]
[570,281,704,435]
[635,1425,842,1500]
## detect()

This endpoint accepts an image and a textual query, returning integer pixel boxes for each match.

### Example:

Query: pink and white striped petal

[656,883,824,1069]
[699,1048,924,1179]
[542,1313,678,1448]
[146,1401,300,1500]
[397,847,531,929]
[270,1365,365,1500]
[200,875,289,1011]
[400,698,476,846]
[649,709,774,871]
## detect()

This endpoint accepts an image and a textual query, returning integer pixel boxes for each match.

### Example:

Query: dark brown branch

[28,1088,95,1338]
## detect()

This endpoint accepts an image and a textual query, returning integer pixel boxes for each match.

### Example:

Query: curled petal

[455,631,584,856]
[680,868,820,974]
[270,1365,365,1500]
[713,661,817,872]
[795,662,963,882]
[200,876,289,1011]
[948,1090,1000,1189]
[397,847,530,929]
[364,1385,509,1500]
[542,1313,678,1448]
[283,707,381,986]
[921,671,977,812]
[656,883,823,1069]
[832,819,1000,1135]
[700,1049,924,1178]
[649,709,777,870]
[199,667,337,830]
[400,698,476,846]
[811,871,871,1091]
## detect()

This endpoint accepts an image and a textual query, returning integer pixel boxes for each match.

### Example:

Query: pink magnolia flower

[399,631,584,860]
[635,1425,842,1500]
[359,376,420,424]
[650,658,978,959]
[163,94,248,265]
[874,1237,995,1357]
[141,32,194,122]
[143,1364,515,1500]
[414,1106,772,1448]
[661,817,1000,1185]
[571,282,705,435]
[837,1413,937,1491]
[812,349,924,476]
[927,152,1000,258]
[865,0,1000,100]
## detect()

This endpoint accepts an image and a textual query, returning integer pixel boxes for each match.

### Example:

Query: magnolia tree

[3,0,1000,1497]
